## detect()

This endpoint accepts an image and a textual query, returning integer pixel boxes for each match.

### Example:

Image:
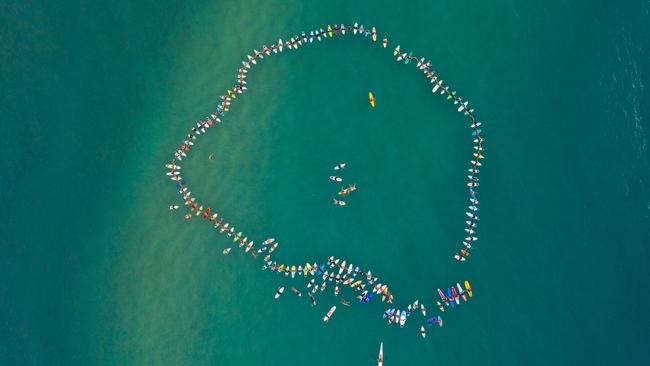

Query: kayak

[369,92,376,107]
[334,163,346,170]
[382,36,388,48]
[378,342,383,366]
[323,305,337,322]
[420,326,426,338]
[465,280,473,297]
[393,45,400,56]
[436,301,445,312]
[353,22,358,35]
[327,24,332,37]
[291,287,302,297]
[263,238,275,245]
[329,176,343,182]
[291,265,296,278]
[275,287,284,299]
[371,26,377,41]
[245,241,254,252]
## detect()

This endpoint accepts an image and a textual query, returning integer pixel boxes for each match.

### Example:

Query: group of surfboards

[389,45,485,262]
[330,162,357,206]
[165,23,485,345]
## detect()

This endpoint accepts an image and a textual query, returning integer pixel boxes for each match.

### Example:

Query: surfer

[339,184,357,196]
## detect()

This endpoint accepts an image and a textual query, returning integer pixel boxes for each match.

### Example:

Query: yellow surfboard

[464,280,473,298]
[369,92,375,107]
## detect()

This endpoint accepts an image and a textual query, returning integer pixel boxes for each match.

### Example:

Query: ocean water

[1,0,649,365]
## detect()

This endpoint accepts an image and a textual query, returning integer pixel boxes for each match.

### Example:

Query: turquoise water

[2,0,649,365]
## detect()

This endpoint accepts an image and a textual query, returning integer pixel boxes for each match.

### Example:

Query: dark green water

[2,0,649,365]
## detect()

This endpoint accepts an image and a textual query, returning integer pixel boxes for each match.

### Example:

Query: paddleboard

[437,288,448,306]
[323,305,337,322]
[447,288,455,308]
[465,280,473,297]
[378,342,383,366]
[457,283,467,301]
[452,287,460,304]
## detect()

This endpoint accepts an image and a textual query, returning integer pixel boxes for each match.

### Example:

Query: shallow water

[1,0,649,365]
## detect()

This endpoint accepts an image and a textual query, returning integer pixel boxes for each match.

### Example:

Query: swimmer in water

[208,153,215,161]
